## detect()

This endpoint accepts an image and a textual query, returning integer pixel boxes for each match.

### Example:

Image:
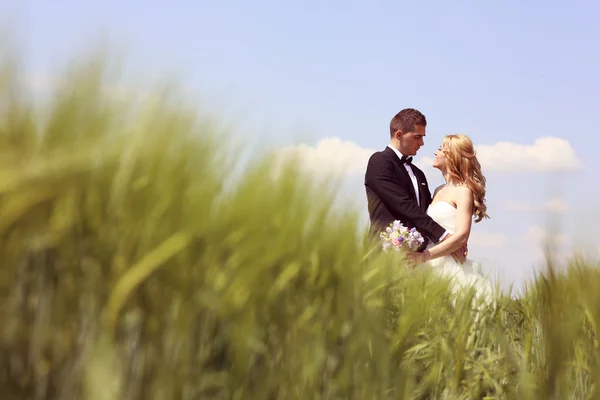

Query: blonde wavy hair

[441,134,489,223]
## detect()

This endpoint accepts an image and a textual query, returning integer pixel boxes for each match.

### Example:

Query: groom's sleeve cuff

[438,231,449,243]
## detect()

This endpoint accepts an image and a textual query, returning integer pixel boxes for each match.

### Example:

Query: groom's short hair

[390,108,427,137]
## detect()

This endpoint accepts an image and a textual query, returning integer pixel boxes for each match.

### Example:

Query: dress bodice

[424,201,495,305]
[427,201,457,234]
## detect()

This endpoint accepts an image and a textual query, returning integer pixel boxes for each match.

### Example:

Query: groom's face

[397,124,426,156]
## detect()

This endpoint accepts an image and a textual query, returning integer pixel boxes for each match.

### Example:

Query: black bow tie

[400,155,413,165]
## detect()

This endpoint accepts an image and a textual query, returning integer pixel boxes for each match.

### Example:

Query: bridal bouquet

[380,221,425,252]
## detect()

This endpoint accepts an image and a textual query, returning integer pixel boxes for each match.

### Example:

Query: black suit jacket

[364,146,446,244]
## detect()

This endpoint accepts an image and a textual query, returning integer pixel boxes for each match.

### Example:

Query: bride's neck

[440,169,450,183]
[441,170,460,186]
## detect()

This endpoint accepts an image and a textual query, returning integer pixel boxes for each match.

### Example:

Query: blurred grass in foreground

[0,50,599,400]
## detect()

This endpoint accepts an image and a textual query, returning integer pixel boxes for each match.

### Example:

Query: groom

[364,108,466,262]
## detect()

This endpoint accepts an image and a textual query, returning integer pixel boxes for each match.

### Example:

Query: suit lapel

[414,169,428,211]
[406,163,426,211]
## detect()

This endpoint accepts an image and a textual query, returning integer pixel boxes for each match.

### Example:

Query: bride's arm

[422,187,473,262]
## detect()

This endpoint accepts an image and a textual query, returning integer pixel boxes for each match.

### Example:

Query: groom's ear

[394,130,403,139]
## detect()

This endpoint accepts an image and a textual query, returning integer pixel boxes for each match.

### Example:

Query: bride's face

[432,147,447,170]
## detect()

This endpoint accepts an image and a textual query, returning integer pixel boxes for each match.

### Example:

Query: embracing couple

[364,108,494,300]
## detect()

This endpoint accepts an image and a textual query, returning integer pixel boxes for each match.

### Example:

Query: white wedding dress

[425,201,495,307]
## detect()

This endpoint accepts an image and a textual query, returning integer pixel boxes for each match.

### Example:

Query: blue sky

[4,0,600,292]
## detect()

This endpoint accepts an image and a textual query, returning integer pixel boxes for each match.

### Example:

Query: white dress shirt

[387,145,420,207]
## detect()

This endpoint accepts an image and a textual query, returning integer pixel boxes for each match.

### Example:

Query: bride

[409,134,495,305]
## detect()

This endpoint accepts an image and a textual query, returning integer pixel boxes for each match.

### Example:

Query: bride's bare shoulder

[432,184,445,198]
[454,185,474,203]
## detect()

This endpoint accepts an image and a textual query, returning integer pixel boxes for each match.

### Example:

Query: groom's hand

[442,234,467,264]
[452,245,467,264]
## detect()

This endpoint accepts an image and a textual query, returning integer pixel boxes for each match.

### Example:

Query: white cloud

[504,197,569,213]
[275,137,376,177]
[277,136,582,179]
[474,137,582,172]
[544,197,569,213]
[418,137,582,173]
[522,225,567,246]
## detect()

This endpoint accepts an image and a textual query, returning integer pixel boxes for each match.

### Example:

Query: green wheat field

[1,47,599,400]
